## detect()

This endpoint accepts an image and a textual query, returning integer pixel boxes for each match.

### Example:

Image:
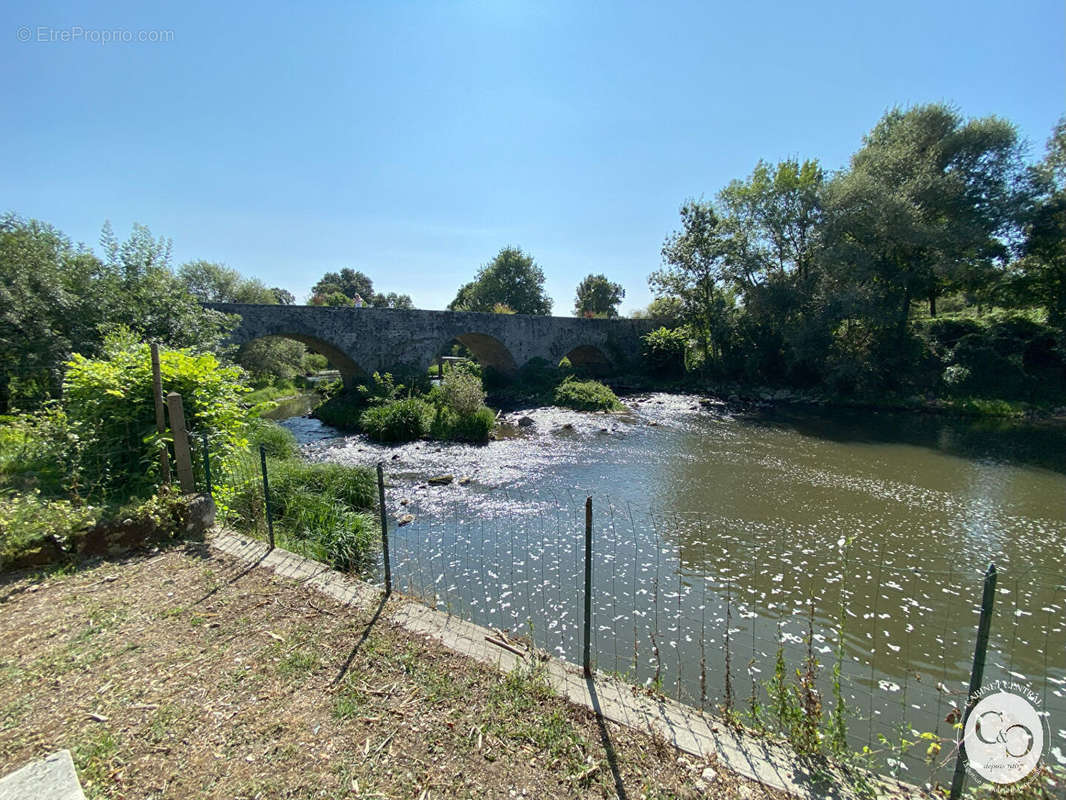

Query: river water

[277,394,1066,782]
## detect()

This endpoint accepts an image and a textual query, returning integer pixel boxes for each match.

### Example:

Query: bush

[440,371,486,416]
[0,491,97,569]
[430,405,496,443]
[62,340,249,501]
[360,397,432,442]
[247,419,299,459]
[552,377,622,411]
[642,326,688,378]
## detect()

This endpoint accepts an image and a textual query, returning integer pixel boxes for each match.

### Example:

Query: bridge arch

[562,344,612,375]
[445,332,518,374]
[240,332,367,390]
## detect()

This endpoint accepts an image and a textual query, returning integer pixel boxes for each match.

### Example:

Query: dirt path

[0,544,788,799]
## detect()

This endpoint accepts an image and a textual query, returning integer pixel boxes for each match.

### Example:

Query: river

[276,393,1066,783]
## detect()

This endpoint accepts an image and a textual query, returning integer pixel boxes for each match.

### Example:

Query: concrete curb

[209,532,922,799]
[0,750,85,800]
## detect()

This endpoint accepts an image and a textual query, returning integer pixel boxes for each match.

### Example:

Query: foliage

[310,267,412,309]
[62,340,249,500]
[552,376,622,411]
[645,106,1065,403]
[440,371,486,416]
[448,246,553,315]
[0,490,97,569]
[226,458,377,572]
[177,261,277,304]
[360,397,433,442]
[574,274,625,318]
[247,419,299,459]
[642,327,688,378]
[0,216,234,413]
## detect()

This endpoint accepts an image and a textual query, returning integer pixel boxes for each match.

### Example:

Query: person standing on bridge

[353,293,364,308]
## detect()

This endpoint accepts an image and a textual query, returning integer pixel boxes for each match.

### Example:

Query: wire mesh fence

[199,441,1065,795]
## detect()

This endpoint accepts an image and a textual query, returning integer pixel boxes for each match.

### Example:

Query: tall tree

[1016,117,1066,327]
[651,203,736,360]
[311,268,374,302]
[824,104,1027,322]
[574,274,625,317]
[178,261,277,304]
[447,247,553,315]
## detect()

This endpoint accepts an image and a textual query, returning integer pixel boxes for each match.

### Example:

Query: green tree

[312,268,374,301]
[370,291,414,309]
[651,203,736,363]
[178,261,277,304]
[1016,117,1066,327]
[825,104,1026,322]
[574,274,625,317]
[447,246,553,315]
[271,287,295,305]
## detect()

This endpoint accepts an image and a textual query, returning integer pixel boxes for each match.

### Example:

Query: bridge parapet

[206,303,657,385]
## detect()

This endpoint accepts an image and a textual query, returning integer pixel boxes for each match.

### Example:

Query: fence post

[377,462,392,594]
[260,444,275,550]
[201,432,212,499]
[151,343,171,484]
[949,562,998,800]
[583,495,593,678]
[165,392,195,493]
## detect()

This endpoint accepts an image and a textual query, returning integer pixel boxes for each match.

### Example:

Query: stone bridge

[207,303,656,387]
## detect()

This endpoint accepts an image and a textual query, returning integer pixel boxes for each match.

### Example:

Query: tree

[447,247,553,315]
[824,105,1027,322]
[651,203,736,362]
[0,216,232,411]
[1016,117,1066,327]
[370,291,414,309]
[310,267,412,309]
[312,268,374,302]
[574,274,625,317]
[271,287,295,305]
[178,261,276,304]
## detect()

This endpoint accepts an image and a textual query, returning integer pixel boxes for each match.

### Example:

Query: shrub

[430,405,496,443]
[62,340,249,501]
[552,376,622,411]
[360,397,432,442]
[642,327,688,378]
[247,419,299,459]
[0,491,97,569]
[441,371,486,416]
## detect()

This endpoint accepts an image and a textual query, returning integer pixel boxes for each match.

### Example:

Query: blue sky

[3,0,1063,314]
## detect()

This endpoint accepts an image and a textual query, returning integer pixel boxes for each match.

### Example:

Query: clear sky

[3,0,1063,314]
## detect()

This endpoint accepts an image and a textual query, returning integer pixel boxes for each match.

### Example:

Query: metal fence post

[583,495,593,678]
[377,462,392,594]
[949,562,997,800]
[201,432,212,498]
[260,444,275,550]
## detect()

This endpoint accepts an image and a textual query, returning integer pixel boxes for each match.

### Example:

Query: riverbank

[0,543,789,799]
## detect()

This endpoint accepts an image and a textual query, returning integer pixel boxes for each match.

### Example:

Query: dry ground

[0,542,790,799]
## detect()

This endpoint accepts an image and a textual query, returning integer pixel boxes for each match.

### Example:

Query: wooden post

[377,462,392,593]
[151,343,171,484]
[166,392,195,493]
[949,563,998,800]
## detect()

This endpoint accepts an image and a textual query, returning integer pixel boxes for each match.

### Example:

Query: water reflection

[278,395,1066,780]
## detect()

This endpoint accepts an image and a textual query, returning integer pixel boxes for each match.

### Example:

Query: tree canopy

[310,267,413,309]
[448,247,553,315]
[574,274,625,317]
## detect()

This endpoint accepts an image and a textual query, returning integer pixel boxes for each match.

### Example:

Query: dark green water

[281,394,1066,782]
